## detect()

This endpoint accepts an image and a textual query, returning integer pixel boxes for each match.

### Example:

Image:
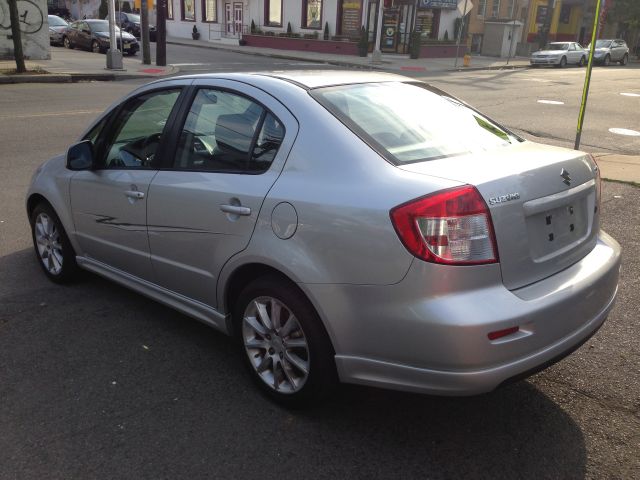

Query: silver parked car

[530,42,587,67]
[587,39,630,66]
[26,72,621,406]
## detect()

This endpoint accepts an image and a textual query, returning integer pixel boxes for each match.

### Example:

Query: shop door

[225,3,233,35]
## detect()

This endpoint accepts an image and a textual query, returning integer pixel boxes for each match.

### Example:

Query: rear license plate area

[526,199,589,260]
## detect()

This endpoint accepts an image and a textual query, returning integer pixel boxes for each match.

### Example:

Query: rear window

[311,82,520,165]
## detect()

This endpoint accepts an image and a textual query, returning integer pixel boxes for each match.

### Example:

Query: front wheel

[578,56,586,67]
[558,56,567,68]
[63,36,72,49]
[235,275,337,407]
[604,54,611,66]
[30,203,78,283]
[91,40,101,54]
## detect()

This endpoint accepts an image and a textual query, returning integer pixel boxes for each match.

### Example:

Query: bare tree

[7,0,26,73]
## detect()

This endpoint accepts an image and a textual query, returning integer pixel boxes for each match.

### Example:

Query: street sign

[457,0,473,16]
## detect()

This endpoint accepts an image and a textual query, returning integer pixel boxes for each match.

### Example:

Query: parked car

[63,19,139,55]
[26,72,621,406]
[48,14,68,46]
[110,12,157,42]
[586,39,629,66]
[530,42,587,67]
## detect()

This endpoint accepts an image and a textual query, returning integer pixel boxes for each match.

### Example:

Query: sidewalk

[592,153,640,185]
[0,48,177,83]
[166,36,531,74]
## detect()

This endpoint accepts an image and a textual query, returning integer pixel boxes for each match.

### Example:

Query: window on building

[182,0,195,21]
[508,0,515,18]
[478,0,486,17]
[202,0,216,22]
[265,0,282,26]
[168,0,174,19]
[303,0,322,29]
[491,0,500,18]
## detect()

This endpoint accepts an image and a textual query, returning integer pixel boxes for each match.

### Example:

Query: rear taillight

[390,185,499,265]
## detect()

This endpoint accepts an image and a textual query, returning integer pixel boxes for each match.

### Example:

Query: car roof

[172,71,410,90]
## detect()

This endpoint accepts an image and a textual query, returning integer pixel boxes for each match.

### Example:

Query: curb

[0,69,178,84]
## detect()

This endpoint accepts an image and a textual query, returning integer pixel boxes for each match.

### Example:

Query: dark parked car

[63,20,139,55]
[48,14,68,46]
[110,12,157,42]
[587,39,630,66]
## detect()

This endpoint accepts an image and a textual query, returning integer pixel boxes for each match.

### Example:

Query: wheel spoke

[245,337,269,350]
[35,221,46,238]
[284,351,308,375]
[254,300,273,330]
[280,316,296,338]
[51,250,64,270]
[256,355,271,373]
[270,299,282,330]
[280,358,297,390]
[244,315,267,336]
[285,338,307,349]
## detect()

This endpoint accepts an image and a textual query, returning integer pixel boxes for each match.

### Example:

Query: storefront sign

[419,0,457,9]
[382,7,399,51]
[341,1,362,37]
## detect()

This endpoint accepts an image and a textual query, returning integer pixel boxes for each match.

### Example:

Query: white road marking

[171,63,210,66]
[609,128,640,136]
[537,100,565,105]
[620,92,640,97]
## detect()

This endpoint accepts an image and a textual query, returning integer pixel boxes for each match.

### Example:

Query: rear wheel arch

[27,193,51,218]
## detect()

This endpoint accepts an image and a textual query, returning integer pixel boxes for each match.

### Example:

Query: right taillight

[390,185,499,265]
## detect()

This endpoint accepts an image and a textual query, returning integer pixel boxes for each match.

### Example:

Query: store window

[202,0,217,22]
[491,0,500,18]
[265,0,282,26]
[168,0,174,19]
[182,0,196,21]
[303,0,322,29]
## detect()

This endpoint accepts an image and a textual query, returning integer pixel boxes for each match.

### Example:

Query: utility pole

[156,0,167,66]
[454,0,470,68]
[141,0,151,64]
[7,0,26,73]
[371,0,384,63]
[106,0,123,69]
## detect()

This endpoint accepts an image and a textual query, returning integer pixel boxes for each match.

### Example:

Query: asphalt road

[0,65,639,479]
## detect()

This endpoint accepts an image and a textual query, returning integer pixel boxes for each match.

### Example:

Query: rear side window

[311,82,520,165]
[173,88,284,173]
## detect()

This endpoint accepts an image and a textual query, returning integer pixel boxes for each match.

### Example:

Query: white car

[530,42,587,67]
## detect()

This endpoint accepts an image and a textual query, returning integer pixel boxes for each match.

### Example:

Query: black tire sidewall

[233,274,337,407]
[30,203,78,284]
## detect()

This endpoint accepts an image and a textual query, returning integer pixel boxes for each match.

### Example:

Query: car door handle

[220,204,251,216]
[124,190,145,200]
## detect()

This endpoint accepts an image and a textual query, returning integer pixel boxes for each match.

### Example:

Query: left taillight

[390,185,499,265]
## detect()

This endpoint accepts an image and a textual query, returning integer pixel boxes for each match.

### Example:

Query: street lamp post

[372,0,385,63]
[106,0,123,69]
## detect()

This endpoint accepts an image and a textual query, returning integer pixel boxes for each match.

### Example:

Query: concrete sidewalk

[592,153,640,185]
[166,36,531,74]
[0,48,177,83]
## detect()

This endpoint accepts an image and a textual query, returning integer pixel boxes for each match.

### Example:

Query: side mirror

[66,140,95,170]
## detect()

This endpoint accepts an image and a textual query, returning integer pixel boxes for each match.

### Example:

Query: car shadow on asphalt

[0,247,586,479]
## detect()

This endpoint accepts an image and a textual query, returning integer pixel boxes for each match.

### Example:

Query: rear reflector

[390,185,499,265]
[488,326,519,341]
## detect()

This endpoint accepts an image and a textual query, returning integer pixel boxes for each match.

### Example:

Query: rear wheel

[63,36,72,49]
[558,56,567,68]
[234,275,337,407]
[604,54,611,66]
[30,203,78,283]
[620,53,628,66]
[91,40,101,53]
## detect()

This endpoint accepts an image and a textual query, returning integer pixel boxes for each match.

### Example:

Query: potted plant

[323,21,329,40]
[287,22,292,36]
[357,26,368,57]
[250,20,256,34]
[192,25,200,40]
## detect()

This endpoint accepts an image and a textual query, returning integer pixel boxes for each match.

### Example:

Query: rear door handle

[220,204,251,216]
[124,190,145,200]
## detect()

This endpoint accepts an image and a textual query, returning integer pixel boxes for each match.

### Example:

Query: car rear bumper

[305,231,621,395]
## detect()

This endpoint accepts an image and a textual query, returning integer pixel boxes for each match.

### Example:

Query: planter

[242,34,359,56]
[192,33,200,40]
[419,43,463,58]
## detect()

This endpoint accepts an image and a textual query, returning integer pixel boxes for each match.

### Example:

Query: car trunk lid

[398,142,600,290]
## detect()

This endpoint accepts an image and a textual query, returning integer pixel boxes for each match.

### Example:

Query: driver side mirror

[66,140,95,170]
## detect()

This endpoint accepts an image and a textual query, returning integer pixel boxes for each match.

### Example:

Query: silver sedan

[530,42,587,67]
[26,72,621,406]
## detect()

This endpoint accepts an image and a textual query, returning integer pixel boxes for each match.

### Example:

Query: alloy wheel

[92,41,100,53]
[242,296,310,394]
[34,212,63,275]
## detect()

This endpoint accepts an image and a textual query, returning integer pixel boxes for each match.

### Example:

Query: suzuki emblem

[560,168,571,186]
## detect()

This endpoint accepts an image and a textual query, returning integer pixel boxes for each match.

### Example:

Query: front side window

[203,0,217,22]
[312,82,519,165]
[265,0,282,26]
[101,89,181,169]
[182,0,196,21]
[174,89,284,173]
[303,0,322,29]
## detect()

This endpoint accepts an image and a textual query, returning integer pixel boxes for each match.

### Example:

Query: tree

[7,0,26,73]
[99,0,109,19]
[608,0,640,56]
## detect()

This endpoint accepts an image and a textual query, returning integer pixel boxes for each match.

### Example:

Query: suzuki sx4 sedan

[27,72,621,406]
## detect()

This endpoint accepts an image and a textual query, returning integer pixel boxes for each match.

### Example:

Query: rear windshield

[311,82,520,165]
[48,15,68,26]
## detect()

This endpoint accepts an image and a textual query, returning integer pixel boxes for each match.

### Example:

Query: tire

[234,274,337,407]
[91,40,101,54]
[604,54,611,66]
[578,56,585,67]
[63,36,72,49]
[30,203,78,284]
[620,53,628,66]
[558,56,567,68]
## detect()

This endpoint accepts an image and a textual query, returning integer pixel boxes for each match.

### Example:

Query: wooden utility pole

[141,0,151,64]
[7,0,26,73]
